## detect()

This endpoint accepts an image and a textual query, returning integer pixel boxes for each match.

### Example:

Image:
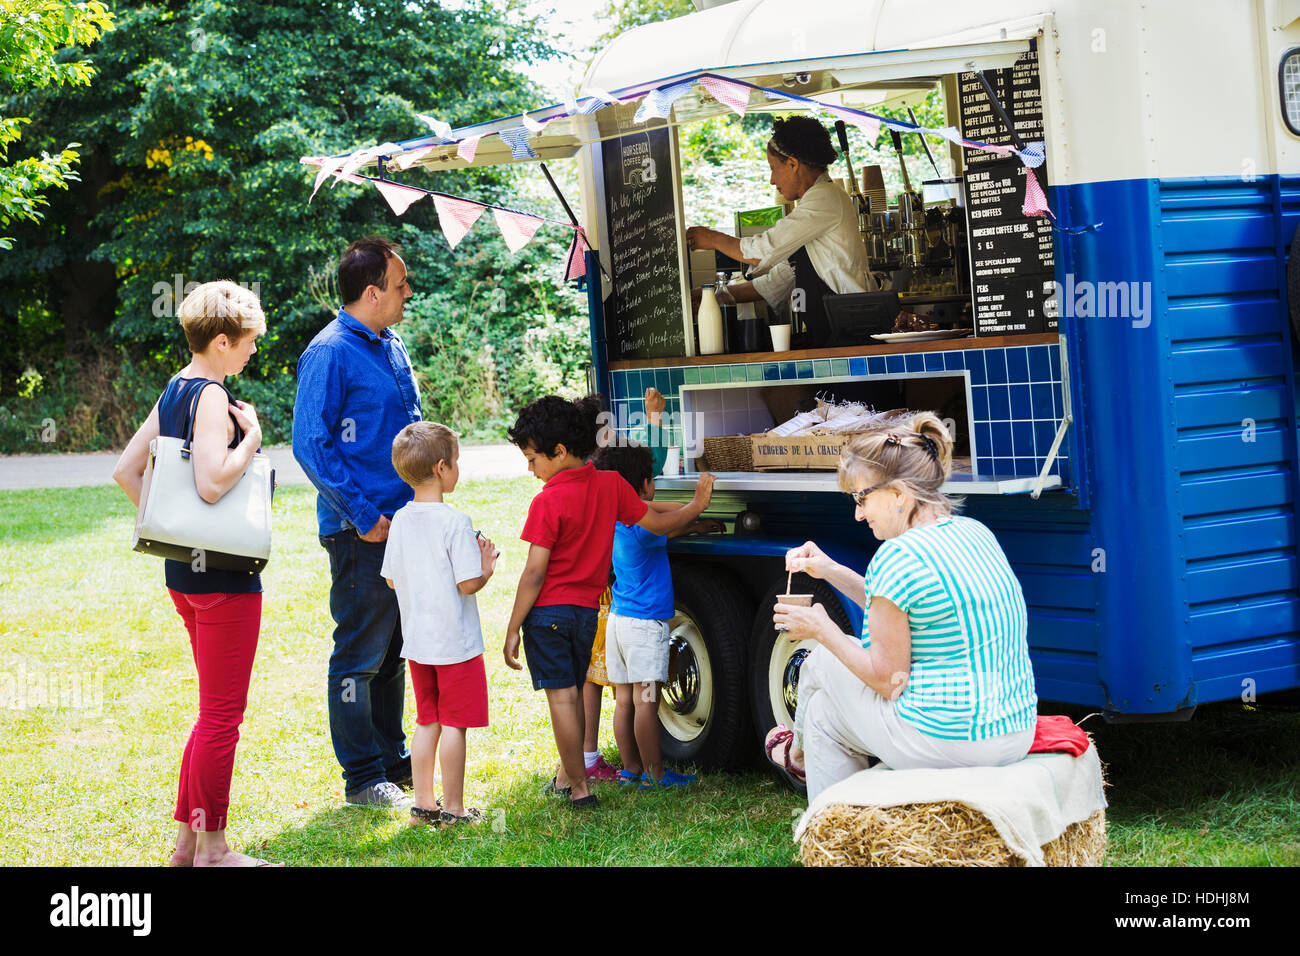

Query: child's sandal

[439,808,487,828]
[408,805,441,827]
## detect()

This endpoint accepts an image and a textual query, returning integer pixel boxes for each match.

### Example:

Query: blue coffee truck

[355,0,1300,772]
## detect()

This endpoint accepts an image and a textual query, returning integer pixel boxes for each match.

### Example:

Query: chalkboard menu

[598,106,686,360]
[959,51,1057,336]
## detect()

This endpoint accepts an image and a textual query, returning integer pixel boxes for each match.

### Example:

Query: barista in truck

[686,116,877,348]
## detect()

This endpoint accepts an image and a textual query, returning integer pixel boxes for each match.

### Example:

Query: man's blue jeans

[320,531,410,794]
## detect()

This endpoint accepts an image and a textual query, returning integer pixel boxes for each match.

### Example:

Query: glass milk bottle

[698,283,724,355]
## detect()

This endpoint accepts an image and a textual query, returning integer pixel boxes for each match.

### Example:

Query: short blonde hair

[178,281,267,353]
[838,411,961,520]
[392,421,458,486]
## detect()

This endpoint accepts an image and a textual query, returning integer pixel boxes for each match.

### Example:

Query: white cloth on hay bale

[794,745,1107,867]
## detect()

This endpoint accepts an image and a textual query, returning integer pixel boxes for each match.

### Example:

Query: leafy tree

[0,0,113,248]
[0,0,589,446]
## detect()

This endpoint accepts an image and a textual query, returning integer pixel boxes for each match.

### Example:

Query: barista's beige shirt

[739,173,876,310]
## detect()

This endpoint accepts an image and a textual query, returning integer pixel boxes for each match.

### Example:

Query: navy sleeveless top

[157,373,262,595]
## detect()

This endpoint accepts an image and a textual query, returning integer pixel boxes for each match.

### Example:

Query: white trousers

[793,645,1035,803]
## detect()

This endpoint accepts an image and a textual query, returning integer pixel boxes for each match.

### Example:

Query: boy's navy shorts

[522,604,598,691]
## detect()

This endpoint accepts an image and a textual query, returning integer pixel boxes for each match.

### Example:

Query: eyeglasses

[849,482,890,507]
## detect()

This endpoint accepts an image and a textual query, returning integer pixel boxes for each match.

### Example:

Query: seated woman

[767,413,1037,802]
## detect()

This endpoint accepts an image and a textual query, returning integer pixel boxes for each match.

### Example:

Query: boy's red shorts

[408,655,489,729]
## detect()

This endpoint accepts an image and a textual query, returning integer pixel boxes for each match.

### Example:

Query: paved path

[0,442,527,490]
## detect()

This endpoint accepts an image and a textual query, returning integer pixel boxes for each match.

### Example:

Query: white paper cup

[770,323,792,351]
[774,593,813,631]
[662,446,681,475]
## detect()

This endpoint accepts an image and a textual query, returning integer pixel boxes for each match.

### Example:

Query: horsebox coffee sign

[598,104,686,360]
[959,50,1058,337]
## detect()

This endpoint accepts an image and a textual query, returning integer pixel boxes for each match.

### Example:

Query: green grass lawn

[0,482,1297,866]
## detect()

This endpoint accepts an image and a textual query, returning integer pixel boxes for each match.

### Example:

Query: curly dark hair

[338,236,398,305]
[592,442,655,497]
[508,394,604,459]
[768,116,838,169]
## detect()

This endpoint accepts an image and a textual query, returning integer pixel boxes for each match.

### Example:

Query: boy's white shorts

[605,612,670,685]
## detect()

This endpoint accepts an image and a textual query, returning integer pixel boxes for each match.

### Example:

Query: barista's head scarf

[767,116,839,170]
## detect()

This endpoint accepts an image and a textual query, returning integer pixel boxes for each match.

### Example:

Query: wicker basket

[702,434,754,472]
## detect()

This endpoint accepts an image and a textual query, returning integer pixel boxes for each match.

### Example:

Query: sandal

[542,776,572,799]
[567,793,600,810]
[764,724,807,784]
[439,808,487,828]
[408,805,442,827]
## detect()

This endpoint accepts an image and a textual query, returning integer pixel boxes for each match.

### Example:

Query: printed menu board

[598,105,685,360]
[959,50,1057,336]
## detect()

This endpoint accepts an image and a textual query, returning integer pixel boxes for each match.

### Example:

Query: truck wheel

[749,574,854,791]
[659,566,753,770]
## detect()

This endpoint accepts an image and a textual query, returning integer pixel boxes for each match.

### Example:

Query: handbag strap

[180,379,244,461]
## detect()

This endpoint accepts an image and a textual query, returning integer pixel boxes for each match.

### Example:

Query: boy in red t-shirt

[504,395,715,809]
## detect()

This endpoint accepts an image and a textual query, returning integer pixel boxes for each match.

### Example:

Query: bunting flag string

[302,157,591,279]
[302,66,1084,278]
[322,70,1047,184]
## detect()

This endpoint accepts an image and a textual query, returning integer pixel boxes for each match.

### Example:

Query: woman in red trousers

[114,280,278,867]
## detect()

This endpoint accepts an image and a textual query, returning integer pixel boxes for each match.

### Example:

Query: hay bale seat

[799,802,1106,867]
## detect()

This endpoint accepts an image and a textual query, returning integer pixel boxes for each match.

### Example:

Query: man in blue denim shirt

[292,236,421,809]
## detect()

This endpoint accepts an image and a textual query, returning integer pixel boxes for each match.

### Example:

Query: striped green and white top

[861,515,1037,741]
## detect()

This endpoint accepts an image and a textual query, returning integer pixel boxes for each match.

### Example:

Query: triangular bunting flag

[457,134,483,163]
[498,126,537,159]
[521,111,552,133]
[565,228,590,281]
[1018,141,1046,168]
[433,194,487,249]
[393,146,434,170]
[307,155,347,202]
[492,208,546,252]
[576,88,619,114]
[415,114,453,139]
[824,106,881,146]
[1022,167,1050,217]
[374,180,426,216]
[634,78,696,123]
[698,75,751,117]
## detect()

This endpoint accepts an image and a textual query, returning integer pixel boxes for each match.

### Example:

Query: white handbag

[132,382,274,572]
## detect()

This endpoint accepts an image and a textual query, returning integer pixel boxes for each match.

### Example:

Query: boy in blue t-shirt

[592,443,723,788]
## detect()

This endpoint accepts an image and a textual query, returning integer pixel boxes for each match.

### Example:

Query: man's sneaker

[586,755,622,782]
[641,768,698,788]
[346,781,414,810]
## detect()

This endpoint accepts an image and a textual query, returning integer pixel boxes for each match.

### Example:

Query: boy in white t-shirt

[381,422,498,828]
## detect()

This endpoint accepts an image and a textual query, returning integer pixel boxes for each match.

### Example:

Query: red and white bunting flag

[698,76,751,116]
[433,194,486,249]
[374,180,426,216]
[457,134,483,163]
[825,106,881,146]
[308,155,347,201]
[393,146,434,170]
[492,208,545,252]
[1022,167,1050,218]
[564,228,590,280]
